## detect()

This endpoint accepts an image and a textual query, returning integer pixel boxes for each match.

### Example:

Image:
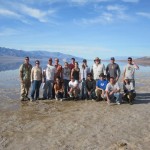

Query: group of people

[19,56,139,105]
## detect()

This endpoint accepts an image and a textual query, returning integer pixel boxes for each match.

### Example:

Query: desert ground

[0,71,150,150]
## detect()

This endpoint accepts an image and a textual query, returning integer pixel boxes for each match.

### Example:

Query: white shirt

[124,64,137,79]
[80,67,90,80]
[45,64,56,80]
[92,63,106,80]
[69,80,78,88]
[106,82,120,92]
[123,82,134,91]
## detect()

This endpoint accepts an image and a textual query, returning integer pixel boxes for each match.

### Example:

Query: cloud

[121,0,139,3]
[136,12,150,19]
[0,8,21,18]
[107,5,126,12]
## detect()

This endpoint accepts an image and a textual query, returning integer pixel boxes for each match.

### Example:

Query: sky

[0,0,150,59]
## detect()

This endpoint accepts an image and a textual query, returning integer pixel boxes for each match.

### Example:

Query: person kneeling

[54,76,64,101]
[85,73,96,100]
[105,77,121,105]
[95,73,108,101]
[68,76,80,100]
[122,78,136,105]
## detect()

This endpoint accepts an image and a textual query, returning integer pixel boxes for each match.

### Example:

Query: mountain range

[0,47,83,62]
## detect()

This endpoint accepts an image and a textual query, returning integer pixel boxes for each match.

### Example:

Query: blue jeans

[43,80,53,99]
[110,93,121,103]
[31,80,41,99]
[63,79,70,98]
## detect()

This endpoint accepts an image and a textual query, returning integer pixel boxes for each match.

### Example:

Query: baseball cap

[35,60,40,64]
[83,59,87,63]
[111,57,115,60]
[49,58,52,61]
[25,56,29,60]
[128,57,132,60]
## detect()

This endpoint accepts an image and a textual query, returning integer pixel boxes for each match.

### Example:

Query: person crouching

[68,76,80,100]
[54,76,64,101]
[122,78,136,105]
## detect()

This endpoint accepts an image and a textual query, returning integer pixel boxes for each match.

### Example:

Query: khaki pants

[20,80,31,98]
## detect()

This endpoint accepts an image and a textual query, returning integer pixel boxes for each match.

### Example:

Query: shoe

[30,98,34,102]
[20,97,24,101]
[60,99,63,102]
[55,96,59,101]
[116,102,121,105]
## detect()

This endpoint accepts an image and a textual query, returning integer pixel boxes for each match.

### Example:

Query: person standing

[91,57,106,81]
[123,57,139,87]
[71,62,80,81]
[62,62,71,98]
[69,57,75,70]
[105,77,121,105]
[19,56,32,101]
[43,58,56,99]
[80,59,90,99]
[106,57,121,81]
[31,60,42,101]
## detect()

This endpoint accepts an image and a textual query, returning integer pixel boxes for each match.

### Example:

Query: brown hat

[49,58,52,61]
[94,57,100,61]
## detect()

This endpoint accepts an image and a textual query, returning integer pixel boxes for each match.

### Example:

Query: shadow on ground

[134,93,150,104]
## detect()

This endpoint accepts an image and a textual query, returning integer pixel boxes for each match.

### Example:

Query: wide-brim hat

[94,57,100,61]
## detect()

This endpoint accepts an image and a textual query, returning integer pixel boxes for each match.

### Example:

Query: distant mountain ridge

[0,47,83,61]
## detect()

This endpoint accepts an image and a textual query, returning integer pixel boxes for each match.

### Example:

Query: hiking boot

[20,97,24,101]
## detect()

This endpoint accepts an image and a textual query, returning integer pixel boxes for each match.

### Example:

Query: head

[64,62,68,67]
[99,73,105,80]
[71,76,75,81]
[124,78,130,84]
[71,58,75,64]
[75,62,79,68]
[128,57,132,64]
[87,73,93,80]
[109,77,115,84]
[24,56,29,64]
[48,58,52,65]
[55,58,59,65]
[94,57,100,65]
[110,57,115,63]
[55,76,61,83]
[35,60,40,66]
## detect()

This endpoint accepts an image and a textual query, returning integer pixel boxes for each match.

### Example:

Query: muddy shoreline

[0,72,150,150]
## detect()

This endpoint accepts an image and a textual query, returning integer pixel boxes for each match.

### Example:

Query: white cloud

[136,12,150,19]
[122,0,139,3]
[107,5,126,12]
[0,8,21,18]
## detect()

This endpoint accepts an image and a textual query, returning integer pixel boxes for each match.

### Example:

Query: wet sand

[0,72,150,150]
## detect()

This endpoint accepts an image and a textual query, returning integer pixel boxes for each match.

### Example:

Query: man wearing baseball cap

[19,56,32,101]
[106,57,121,81]
[42,58,56,100]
